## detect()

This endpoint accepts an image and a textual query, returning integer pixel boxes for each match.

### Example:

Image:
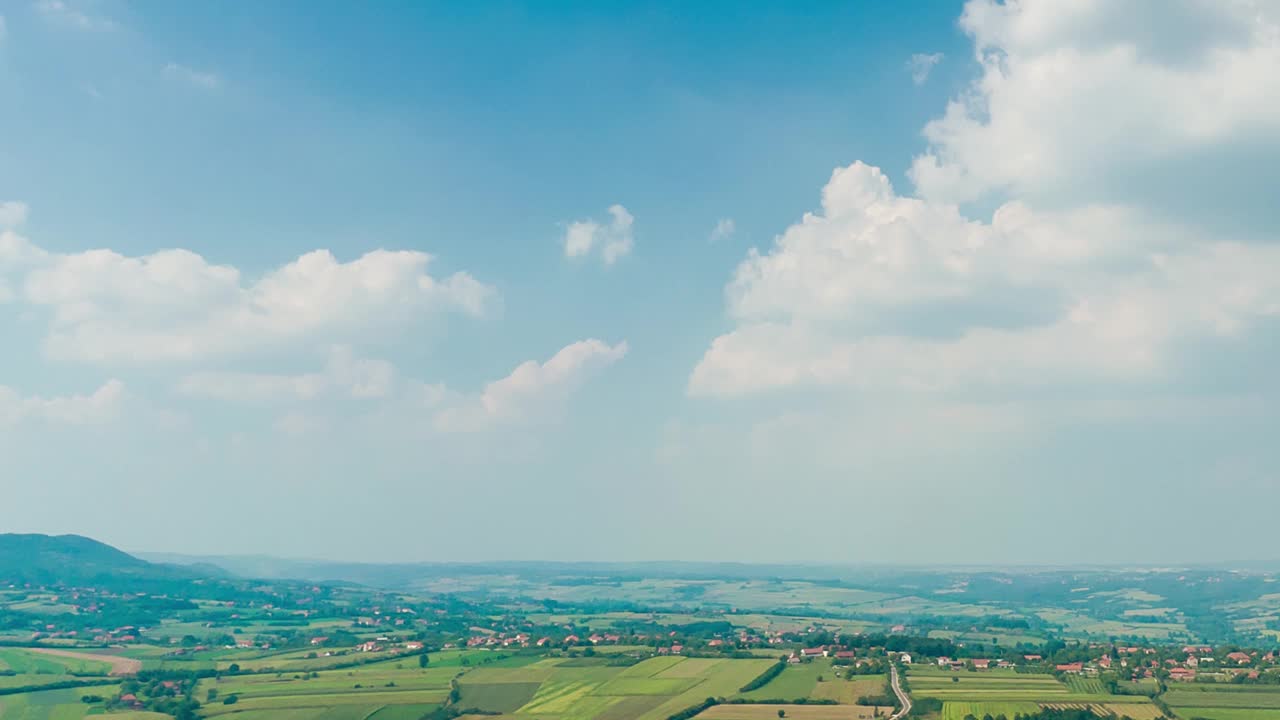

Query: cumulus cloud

[563,205,634,264]
[3,230,494,363]
[691,163,1280,397]
[35,0,116,31]
[434,339,628,432]
[709,218,735,242]
[907,52,944,85]
[691,1,1280,403]
[0,380,126,427]
[909,0,1280,206]
[163,62,221,90]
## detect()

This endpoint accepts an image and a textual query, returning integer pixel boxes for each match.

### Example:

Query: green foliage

[740,661,786,692]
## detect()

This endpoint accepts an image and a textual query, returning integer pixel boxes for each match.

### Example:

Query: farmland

[1163,683,1280,718]
[907,665,1162,720]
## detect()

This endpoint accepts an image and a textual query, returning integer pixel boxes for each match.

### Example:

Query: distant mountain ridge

[0,533,205,586]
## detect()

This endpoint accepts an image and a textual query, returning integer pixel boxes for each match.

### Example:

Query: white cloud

[709,218,735,242]
[34,0,116,31]
[0,380,125,427]
[3,226,495,364]
[692,1,1280,402]
[907,52,944,85]
[690,162,1280,397]
[0,202,27,229]
[562,205,634,264]
[434,339,628,432]
[178,346,396,402]
[909,0,1280,204]
[163,62,221,90]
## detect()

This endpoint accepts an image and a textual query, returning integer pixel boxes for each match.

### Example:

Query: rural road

[888,662,912,720]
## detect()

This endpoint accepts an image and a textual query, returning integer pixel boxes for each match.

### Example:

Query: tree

[777,711,786,719]
[419,653,430,668]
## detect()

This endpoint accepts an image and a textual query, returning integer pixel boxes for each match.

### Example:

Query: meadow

[1163,683,1280,718]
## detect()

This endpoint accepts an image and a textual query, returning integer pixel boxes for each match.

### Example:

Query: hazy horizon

[3,0,1278,566]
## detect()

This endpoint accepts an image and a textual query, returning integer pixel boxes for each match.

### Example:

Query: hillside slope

[0,533,192,585]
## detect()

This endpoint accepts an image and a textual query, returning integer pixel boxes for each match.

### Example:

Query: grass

[1163,689,1280,709]
[1164,710,1280,720]
[941,702,1040,720]
[455,682,541,713]
[0,650,111,676]
[1038,703,1164,719]
[736,660,832,701]
[1063,676,1107,695]
[0,684,119,720]
[809,676,885,704]
[908,669,1093,703]
[699,704,882,720]
[635,659,775,720]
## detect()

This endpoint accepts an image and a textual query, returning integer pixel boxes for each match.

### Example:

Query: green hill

[0,533,192,586]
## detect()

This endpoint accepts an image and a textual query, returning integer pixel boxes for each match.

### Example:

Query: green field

[187,653,776,720]
[0,684,120,720]
[0,650,111,677]
[941,701,1040,720]
[737,660,833,701]
[907,667,1148,708]
[1164,688,1280,709]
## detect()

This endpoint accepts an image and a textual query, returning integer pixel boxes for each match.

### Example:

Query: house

[787,654,802,664]
[1168,667,1196,681]
[1056,662,1084,674]
[899,653,913,665]
[971,659,991,670]
[1098,656,1112,669]
[1227,652,1252,665]
[310,636,329,645]
[404,642,424,651]
[119,694,142,710]
[671,644,684,654]
[536,637,551,647]
[1024,654,1043,661]
[835,651,855,660]
[800,648,826,658]
[936,657,952,666]
[564,635,580,644]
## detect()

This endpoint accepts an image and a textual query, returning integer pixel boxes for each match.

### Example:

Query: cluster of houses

[784,646,879,668]
[920,643,1280,683]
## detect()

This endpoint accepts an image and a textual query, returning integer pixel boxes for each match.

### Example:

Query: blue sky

[2,0,1278,565]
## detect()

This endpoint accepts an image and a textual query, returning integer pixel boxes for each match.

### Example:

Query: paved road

[888,662,912,720]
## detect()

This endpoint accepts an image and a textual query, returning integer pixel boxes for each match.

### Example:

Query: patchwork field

[1039,702,1165,719]
[261,654,782,720]
[940,701,1040,720]
[911,665,1158,718]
